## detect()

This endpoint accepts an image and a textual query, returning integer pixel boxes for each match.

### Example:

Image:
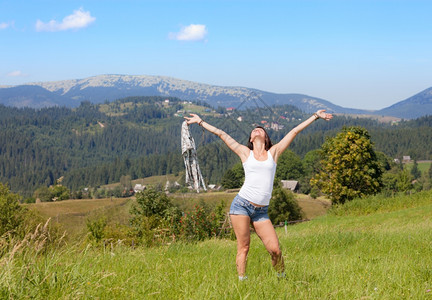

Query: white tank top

[238,150,277,206]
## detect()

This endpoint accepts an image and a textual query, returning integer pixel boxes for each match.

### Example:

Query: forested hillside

[1,97,432,197]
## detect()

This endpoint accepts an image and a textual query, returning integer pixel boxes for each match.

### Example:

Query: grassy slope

[102,174,182,190]
[8,191,432,299]
[26,198,132,237]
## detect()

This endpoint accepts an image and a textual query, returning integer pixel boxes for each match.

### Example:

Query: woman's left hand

[316,110,333,121]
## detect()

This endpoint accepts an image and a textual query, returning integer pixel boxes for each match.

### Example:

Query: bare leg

[253,219,285,273]
[230,215,251,277]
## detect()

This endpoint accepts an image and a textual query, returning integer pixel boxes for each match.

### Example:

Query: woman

[184,110,333,280]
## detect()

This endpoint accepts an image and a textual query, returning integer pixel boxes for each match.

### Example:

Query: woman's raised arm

[184,114,250,162]
[271,110,333,162]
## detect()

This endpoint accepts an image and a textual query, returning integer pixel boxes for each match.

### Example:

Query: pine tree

[410,160,421,179]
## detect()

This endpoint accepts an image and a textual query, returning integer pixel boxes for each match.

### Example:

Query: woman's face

[250,127,266,142]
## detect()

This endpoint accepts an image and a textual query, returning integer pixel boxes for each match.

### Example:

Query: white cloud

[0,22,11,30]
[7,71,27,77]
[169,24,208,41]
[36,8,95,32]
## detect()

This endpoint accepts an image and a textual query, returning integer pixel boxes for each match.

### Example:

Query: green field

[404,160,432,174]
[3,190,432,299]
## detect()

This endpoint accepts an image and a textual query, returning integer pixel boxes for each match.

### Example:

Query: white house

[133,184,146,193]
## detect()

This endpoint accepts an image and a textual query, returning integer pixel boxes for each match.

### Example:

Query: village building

[271,122,284,131]
[207,184,221,190]
[280,180,299,192]
[133,184,146,193]
[402,156,411,163]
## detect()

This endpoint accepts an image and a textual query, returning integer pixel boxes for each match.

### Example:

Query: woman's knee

[268,246,282,258]
[237,243,250,255]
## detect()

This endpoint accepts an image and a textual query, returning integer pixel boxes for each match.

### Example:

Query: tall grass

[329,189,432,216]
[2,193,432,299]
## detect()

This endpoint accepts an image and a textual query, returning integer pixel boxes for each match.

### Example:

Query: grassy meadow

[26,198,132,237]
[2,190,432,299]
[404,161,432,174]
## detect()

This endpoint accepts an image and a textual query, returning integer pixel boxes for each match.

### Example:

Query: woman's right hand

[184,113,202,125]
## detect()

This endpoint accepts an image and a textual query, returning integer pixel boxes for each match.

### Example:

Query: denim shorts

[229,194,270,223]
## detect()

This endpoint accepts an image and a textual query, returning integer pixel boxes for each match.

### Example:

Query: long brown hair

[247,126,273,151]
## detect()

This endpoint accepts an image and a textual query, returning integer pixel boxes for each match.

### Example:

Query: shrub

[309,185,320,199]
[210,200,229,238]
[1,183,65,258]
[0,183,25,236]
[129,187,230,245]
[130,186,180,246]
[33,184,71,202]
[131,186,173,218]
[268,188,303,225]
[179,201,227,241]
[86,216,107,242]
[180,205,210,241]
[163,206,182,237]
[103,223,134,246]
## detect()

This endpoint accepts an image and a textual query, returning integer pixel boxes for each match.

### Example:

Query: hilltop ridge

[1,74,431,119]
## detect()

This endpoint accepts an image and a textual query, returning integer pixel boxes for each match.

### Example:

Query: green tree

[275,150,304,181]
[0,183,24,236]
[312,126,383,204]
[221,163,244,189]
[303,149,321,175]
[382,167,415,195]
[396,169,413,192]
[51,185,70,201]
[382,170,399,195]
[120,175,132,190]
[268,187,303,225]
[33,186,52,202]
[33,184,70,202]
[410,160,421,180]
[112,186,123,198]
[221,169,237,189]
[417,172,431,191]
[299,149,321,194]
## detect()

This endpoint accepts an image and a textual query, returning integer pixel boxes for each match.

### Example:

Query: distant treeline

[0,97,431,196]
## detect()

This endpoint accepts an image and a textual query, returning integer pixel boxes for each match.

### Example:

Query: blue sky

[1,0,431,110]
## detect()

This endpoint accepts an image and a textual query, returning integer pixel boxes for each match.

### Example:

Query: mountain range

[1,74,431,119]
